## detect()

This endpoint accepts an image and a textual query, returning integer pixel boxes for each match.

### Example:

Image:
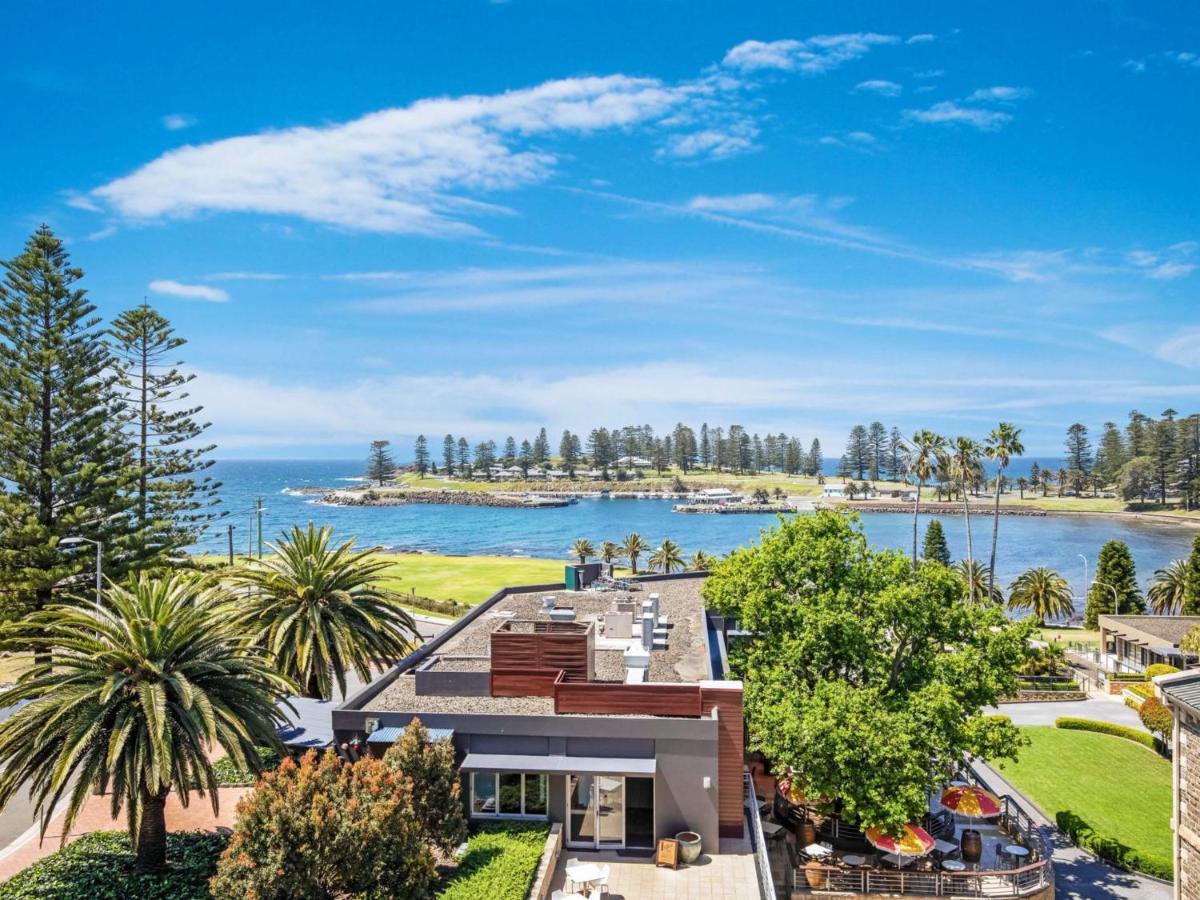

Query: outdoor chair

[565,858,580,890]
[595,864,610,894]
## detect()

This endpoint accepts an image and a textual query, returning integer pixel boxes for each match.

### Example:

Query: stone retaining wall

[998,690,1088,703]
[527,822,563,900]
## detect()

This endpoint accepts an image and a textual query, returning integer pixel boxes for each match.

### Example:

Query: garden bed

[437,821,551,900]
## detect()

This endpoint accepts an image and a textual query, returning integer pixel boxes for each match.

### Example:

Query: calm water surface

[201,460,1197,597]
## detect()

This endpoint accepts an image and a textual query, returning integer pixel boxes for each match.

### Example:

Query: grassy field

[1036,626,1100,647]
[373,553,568,605]
[991,726,1171,863]
[395,471,867,498]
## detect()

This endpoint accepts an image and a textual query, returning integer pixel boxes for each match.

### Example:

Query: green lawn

[374,553,568,605]
[1037,627,1100,647]
[991,726,1171,863]
[396,470,854,498]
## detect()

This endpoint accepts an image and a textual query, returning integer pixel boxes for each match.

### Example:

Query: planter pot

[961,829,983,864]
[798,820,817,847]
[804,860,828,889]
[675,831,702,864]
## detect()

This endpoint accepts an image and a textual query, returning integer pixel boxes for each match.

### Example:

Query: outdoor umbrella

[865,823,935,866]
[939,785,1002,821]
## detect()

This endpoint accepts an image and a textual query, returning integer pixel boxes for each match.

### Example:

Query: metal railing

[744,771,775,900]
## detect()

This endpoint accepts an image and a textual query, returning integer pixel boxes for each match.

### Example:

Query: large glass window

[471,771,548,819]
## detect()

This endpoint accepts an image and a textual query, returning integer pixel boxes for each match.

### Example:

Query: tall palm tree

[903,430,947,571]
[984,423,1024,602]
[229,523,418,700]
[948,437,983,601]
[571,538,595,564]
[599,541,620,565]
[690,549,714,571]
[649,540,685,574]
[1008,567,1074,624]
[1056,467,1069,497]
[1149,559,1188,615]
[0,574,291,872]
[622,532,649,574]
[957,559,1005,604]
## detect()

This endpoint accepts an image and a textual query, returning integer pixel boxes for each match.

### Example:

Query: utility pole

[227,523,236,565]
[256,497,265,559]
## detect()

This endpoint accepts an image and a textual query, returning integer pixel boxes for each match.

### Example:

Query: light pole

[60,536,101,603]
[1078,554,1088,604]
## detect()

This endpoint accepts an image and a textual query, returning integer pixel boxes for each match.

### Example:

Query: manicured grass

[991,726,1171,864]
[398,470,851,498]
[438,822,549,900]
[1000,495,1126,512]
[1037,627,1100,647]
[374,554,569,605]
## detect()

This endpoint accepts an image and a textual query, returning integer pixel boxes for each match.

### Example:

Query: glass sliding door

[568,775,597,846]
[625,777,655,849]
[567,774,644,849]
[596,776,624,847]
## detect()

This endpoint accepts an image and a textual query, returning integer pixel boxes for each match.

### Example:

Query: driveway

[987,697,1145,730]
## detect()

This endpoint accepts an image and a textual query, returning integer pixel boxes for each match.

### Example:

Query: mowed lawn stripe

[992,726,1171,862]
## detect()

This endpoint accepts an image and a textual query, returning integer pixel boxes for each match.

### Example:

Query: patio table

[941,859,966,872]
[933,838,958,856]
[1003,844,1030,864]
[565,863,604,890]
[842,854,866,867]
[804,843,833,859]
[761,820,785,838]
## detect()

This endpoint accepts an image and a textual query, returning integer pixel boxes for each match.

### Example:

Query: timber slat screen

[490,620,593,695]
[702,686,745,838]
[553,674,704,716]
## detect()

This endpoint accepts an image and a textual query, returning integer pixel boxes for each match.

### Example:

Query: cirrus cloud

[148,279,229,302]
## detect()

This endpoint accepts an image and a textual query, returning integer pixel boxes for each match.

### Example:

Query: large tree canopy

[703,510,1032,834]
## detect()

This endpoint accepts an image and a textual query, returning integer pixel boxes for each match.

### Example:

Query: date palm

[599,540,620,565]
[229,523,418,700]
[649,539,685,574]
[1149,560,1188,615]
[690,549,714,571]
[948,437,983,601]
[622,532,649,574]
[984,423,1024,602]
[0,574,292,873]
[956,559,1004,604]
[571,538,595,564]
[1008,567,1075,624]
[903,430,947,571]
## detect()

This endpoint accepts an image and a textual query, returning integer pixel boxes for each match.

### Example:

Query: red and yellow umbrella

[865,823,935,858]
[940,785,1002,820]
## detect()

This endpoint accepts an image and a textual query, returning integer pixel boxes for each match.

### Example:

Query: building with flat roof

[1098,614,1200,674]
[334,571,744,855]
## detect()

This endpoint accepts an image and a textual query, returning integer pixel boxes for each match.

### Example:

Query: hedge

[438,821,549,900]
[1056,810,1173,880]
[1146,663,1181,679]
[1018,680,1080,692]
[1107,672,1149,682]
[211,746,280,786]
[0,831,226,900]
[1055,717,1163,753]
[1126,682,1155,700]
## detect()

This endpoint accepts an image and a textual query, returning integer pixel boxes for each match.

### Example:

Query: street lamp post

[1078,554,1088,604]
[60,536,102,603]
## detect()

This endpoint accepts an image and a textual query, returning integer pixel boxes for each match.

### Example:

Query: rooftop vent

[549,607,577,622]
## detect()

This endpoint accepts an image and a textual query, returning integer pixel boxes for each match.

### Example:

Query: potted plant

[804,859,828,889]
[675,831,702,864]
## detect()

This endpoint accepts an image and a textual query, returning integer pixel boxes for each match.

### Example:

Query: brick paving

[0,786,247,882]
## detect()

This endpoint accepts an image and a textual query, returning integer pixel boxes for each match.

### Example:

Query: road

[986,697,1144,729]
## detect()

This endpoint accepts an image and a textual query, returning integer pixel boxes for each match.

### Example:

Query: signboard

[656,838,679,869]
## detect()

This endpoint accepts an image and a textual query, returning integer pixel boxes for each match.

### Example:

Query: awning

[367,726,455,744]
[1154,647,1184,658]
[461,752,655,775]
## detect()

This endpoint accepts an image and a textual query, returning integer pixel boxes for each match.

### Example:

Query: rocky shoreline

[319,489,571,509]
[818,501,1048,517]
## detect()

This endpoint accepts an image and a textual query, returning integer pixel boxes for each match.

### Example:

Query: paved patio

[547,836,760,900]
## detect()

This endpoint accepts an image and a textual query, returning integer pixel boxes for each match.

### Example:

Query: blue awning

[367,726,455,744]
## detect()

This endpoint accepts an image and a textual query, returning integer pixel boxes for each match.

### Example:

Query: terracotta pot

[804,860,828,889]
[961,829,983,863]
[675,831,702,865]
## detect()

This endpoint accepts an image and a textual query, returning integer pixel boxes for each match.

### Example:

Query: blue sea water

[199,460,1196,596]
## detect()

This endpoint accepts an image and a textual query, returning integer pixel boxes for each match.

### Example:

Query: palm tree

[571,538,595,564]
[649,540,685,573]
[903,430,947,571]
[622,532,649,574]
[690,549,714,571]
[1008,567,1075,624]
[957,559,1004,604]
[948,437,983,601]
[229,523,418,700]
[1017,476,1027,499]
[1056,467,1069,497]
[984,423,1024,602]
[0,574,291,872]
[599,541,620,565]
[1149,560,1188,615]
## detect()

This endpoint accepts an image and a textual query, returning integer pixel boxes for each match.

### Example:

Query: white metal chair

[564,858,580,891]
[596,863,611,894]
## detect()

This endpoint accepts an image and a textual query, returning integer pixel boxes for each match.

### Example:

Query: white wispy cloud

[657,126,757,160]
[203,271,288,281]
[1165,51,1200,69]
[967,86,1031,101]
[904,101,1013,131]
[323,271,413,282]
[818,131,878,149]
[722,34,898,74]
[1101,326,1200,369]
[1124,241,1198,280]
[162,113,196,131]
[1124,59,1147,73]
[148,279,229,302]
[906,34,936,44]
[91,75,729,237]
[855,79,903,96]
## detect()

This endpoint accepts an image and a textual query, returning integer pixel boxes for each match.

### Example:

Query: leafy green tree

[1084,539,1144,628]
[702,511,1031,834]
[532,427,550,465]
[368,439,396,485]
[921,519,951,565]
[1064,423,1093,473]
[867,421,887,481]
[622,532,648,574]
[842,425,870,479]
[984,422,1024,600]
[1181,624,1200,657]
[1119,456,1155,503]
[457,437,471,476]
[210,749,435,900]
[442,434,456,475]
[807,438,823,476]
[904,430,947,570]
[229,523,418,699]
[1149,559,1188,615]
[1095,421,1127,482]
[0,226,136,642]
[1182,535,1200,616]
[1008,567,1074,624]
[383,720,468,853]
[1139,697,1173,742]
[649,539,685,573]
[109,302,219,568]
[0,574,291,873]
[1151,409,1179,504]
[571,538,595,563]
[413,434,430,476]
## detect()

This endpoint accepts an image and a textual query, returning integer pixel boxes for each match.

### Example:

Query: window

[471,771,548,819]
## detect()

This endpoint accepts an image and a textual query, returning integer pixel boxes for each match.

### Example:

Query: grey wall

[653,737,721,852]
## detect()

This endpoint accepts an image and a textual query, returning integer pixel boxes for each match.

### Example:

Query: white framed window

[470,771,548,819]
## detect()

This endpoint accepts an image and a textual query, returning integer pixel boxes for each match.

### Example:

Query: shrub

[1146,663,1181,679]
[0,831,226,900]
[382,718,468,854]
[438,822,550,900]
[210,746,279,786]
[1056,810,1172,880]
[1139,697,1174,740]
[1054,717,1161,752]
[1126,682,1155,700]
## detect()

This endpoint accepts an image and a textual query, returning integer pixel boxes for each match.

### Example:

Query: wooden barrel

[798,820,817,847]
[960,829,983,863]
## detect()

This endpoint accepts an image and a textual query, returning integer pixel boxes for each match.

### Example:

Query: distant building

[1098,615,1199,674]
[822,484,845,498]
[1156,671,1200,899]
[613,455,652,468]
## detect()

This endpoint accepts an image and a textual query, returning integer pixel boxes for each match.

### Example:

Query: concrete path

[975,760,1171,899]
[987,697,1145,730]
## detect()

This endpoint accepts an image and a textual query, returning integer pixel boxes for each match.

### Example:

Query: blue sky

[2,1,1197,457]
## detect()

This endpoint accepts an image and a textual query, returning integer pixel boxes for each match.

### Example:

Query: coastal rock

[319,489,571,509]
